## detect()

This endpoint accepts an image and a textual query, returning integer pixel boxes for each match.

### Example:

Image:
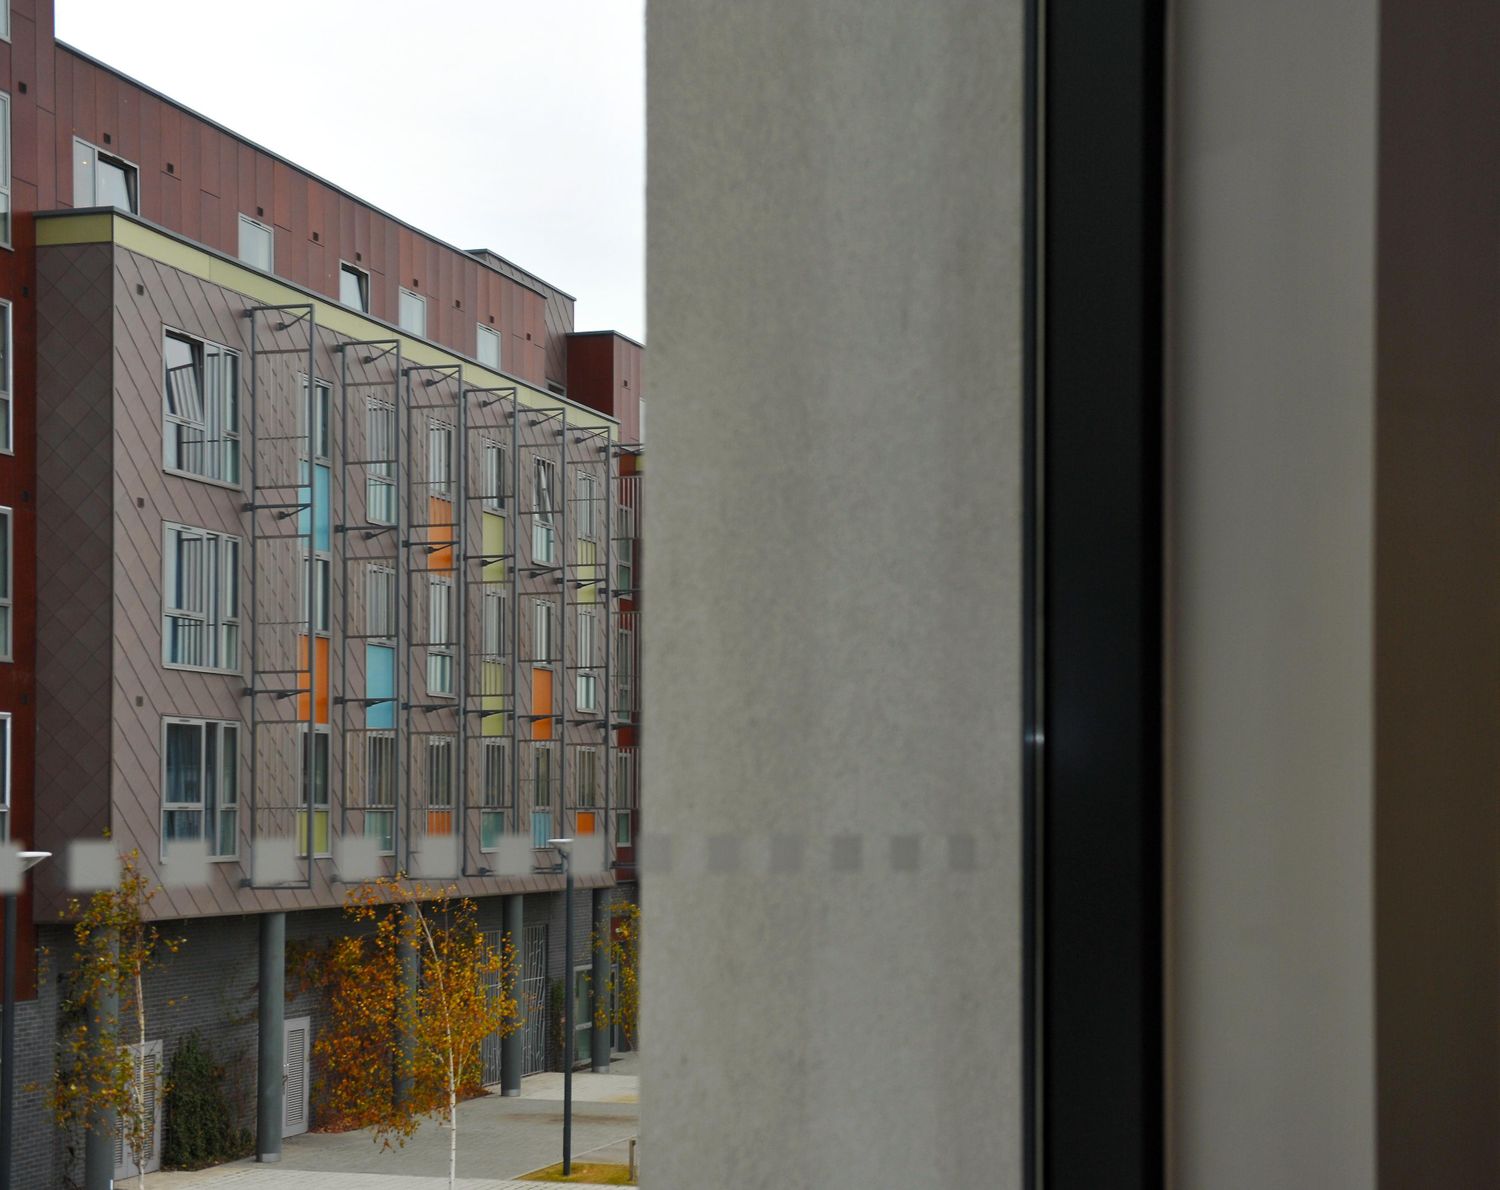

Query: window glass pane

[399,289,426,336]
[97,156,134,212]
[0,510,10,599]
[477,324,501,370]
[238,216,273,271]
[73,139,95,207]
[340,264,368,311]
[165,723,202,809]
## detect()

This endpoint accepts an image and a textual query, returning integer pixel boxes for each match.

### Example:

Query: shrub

[162,1033,252,1169]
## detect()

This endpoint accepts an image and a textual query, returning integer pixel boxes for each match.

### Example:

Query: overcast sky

[55,0,647,342]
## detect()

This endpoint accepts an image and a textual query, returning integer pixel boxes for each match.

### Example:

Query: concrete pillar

[82,946,117,1190]
[644,2,1024,1186]
[256,912,285,1163]
[590,888,610,1073]
[500,894,523,1095]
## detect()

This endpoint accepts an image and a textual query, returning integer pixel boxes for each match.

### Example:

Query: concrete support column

[256,912,285,1163]
[82,946,118,1190]
[500,894,523,1096]
[590,889,610,1073]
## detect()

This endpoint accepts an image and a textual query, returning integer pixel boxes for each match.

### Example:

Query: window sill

[163,660,243,677]
[163,466,243,493]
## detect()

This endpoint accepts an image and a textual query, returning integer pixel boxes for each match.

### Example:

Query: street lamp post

[549,838,574,1177]
[1,849,51,1190]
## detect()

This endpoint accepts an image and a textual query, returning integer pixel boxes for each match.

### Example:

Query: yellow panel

[578,540,597,605]
[482,513,506,583]
[481,660,506,738]
[36,211,620,433]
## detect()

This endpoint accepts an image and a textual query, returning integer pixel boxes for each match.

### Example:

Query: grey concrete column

[590,888,609,1073]
[256,912,285,1163]
[500,894,523,1095]
[394,906,417,1105]
[645,3,1024,1186]
[82,946,118,1190]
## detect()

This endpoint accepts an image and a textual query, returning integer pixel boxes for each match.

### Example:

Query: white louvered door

[113,1040,163,1180]
[283,1016,311,1137]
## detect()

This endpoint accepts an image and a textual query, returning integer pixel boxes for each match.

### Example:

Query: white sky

[55,0,647,342]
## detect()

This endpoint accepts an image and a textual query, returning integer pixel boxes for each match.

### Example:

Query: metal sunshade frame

[245,303,318,891]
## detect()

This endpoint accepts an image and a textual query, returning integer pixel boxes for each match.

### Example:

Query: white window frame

[367,563,396,640]
[533,598,555,666]
[299,375,332,461]
[0,300,13,452]
[366,398,397,524]
[577,610,598,710]
[0,93,12,250]
[0,5,10,42]
[483,440,505,511]
[577,747,599,808]
[0,713,11,843]
[427,576,454,696]
[365,731,396,855]
[73,137,140,213]
[428,420,454,499]
[476,323,502,371]
[398,287,427,337]
[480,738,508,852]
[163,523,241,673]
[577,472,598,541]
[237,213,274,272]
[339,261,370,312]
[163,328,241,487]
[533,457,557,564]
[483,587,507,659]
[0,506,12,661]
[297,725,332,859]
[426,735,456,810]
[160,717,239,860]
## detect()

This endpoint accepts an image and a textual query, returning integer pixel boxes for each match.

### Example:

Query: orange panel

[428,496,455,572]
[427,810,454,837]
[296,636,331,725]
[531,667,553,740]
[576,812,596,836]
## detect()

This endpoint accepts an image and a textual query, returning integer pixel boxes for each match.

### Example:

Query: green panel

[481,661,507,738]
[482,512,506,583]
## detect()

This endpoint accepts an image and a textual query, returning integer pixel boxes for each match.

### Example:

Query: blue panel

[296,463,332,552]
[366,644,395,728]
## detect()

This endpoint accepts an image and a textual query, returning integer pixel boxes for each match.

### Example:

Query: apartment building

[0,2,644,1185]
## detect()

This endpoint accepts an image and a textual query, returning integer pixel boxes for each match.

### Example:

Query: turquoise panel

[366,644,395,728]
[297,463,332,551]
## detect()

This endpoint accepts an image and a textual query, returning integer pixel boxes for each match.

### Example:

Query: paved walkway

[136,1056,639,1190]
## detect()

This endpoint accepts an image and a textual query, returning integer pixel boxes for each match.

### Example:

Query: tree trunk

[449,1079,458,1190]
[136,968,148,1190]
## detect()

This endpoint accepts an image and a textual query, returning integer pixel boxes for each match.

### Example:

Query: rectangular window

[616,750,634,809]
[428,421,454,499]
[483,588,507,658]
[339,262,370,312]
[300,555,331,634]
[481,739,507,851]
[533,599,555,665]
[577,472,597,541]
[0,93,12,247]
[74,138,139,212]
[0,300,12,452]
[428,577,453,695]
[366,399,396,524]
[577,748,598,808]
[533,458,557,564]
[0,507,11,661]
[237,214,273,272]
[0,5,9,41]
[299,376,332,461]
[483,441,505,511]
[162,719,239,858]
[427,736,455,809]
[367,564,396,639]
[398,288,426,336]
[577,610,597,710]
[476,323,501,370]
[164,523,241,671]
[531,743,555,849]
[0,713,10,842]
[366,731,396,854]
[615,808,632,847]
[163,330,240,484]
[297,727,331,858]
[614,626,633,712]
